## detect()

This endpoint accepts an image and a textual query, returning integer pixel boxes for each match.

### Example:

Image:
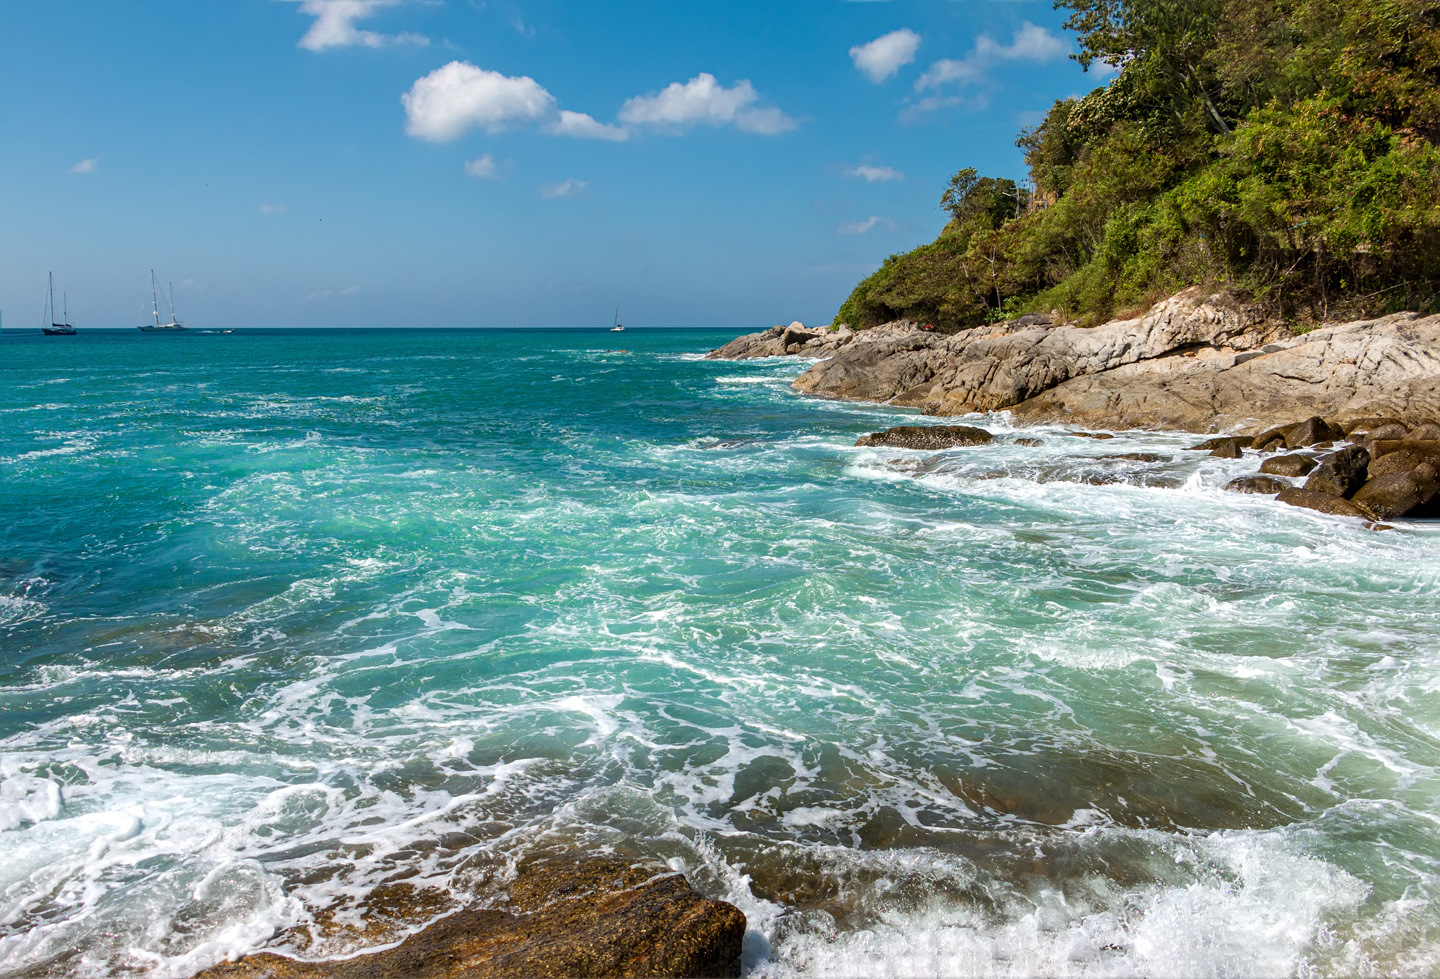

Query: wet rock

[1302,445,1371,498]
[1276,487,1373,518]
[197,857,746,979]
[1283,416,1345,448]
[1070,432,1115,440]
[1190,436,1250,452]
[1209,442,1243,459]
[1351,463,1440,519]
[855,424,993,449]
[1260,454,1317,477]
[1013,437,1044,447]
[1100,453,1167,463]
[1225,475,1291,495]
[1370,447,1440,478]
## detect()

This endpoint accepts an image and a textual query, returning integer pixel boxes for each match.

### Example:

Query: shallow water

[1,328,1438,977]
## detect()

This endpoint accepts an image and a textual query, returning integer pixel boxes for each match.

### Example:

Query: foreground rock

[197,857,746,979]
[855,424,992,449]
[710,289,1440,435]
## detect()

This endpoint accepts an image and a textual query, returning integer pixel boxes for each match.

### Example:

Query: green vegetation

[837,0,1440,329]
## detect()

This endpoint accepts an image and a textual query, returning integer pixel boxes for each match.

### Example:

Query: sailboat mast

[168,282,178,325]
[151,270,161,328]
[614,303,620,328]
[49,272,56,326]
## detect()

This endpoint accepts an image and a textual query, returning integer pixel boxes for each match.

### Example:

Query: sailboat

[42,273,77,335]
[610,303,625,332]
[137,270,188,331]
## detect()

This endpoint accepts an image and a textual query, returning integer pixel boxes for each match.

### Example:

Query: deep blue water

[2,328,1438,977]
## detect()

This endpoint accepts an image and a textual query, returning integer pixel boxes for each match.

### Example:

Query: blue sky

[2,1,1108,328]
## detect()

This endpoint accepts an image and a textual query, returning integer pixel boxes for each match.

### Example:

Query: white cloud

[549,110,630,142]
[69,158,99,174]
[464,154,500,179]
[848,164,903,182]
[540,178,588,199]
[619,73,796,134]
[339,285,361,296]
[294,0,428,51]
[916,22,1068,91]
[403,62,556,141]
[850,29,921,83]
[259,202,286,214]
[837,215,895,235]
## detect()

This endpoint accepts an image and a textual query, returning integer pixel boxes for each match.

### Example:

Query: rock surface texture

[195,857,746,979]
[711,290,1440,434]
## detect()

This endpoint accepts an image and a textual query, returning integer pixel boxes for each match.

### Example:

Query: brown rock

[1013,437,1044,447]
[1190,436,1251,452]
[1367,422,1410,440]
[1302,445,1371,498]
[856,424,993,449]
[1351,463,1440,519]
[1209,442,1243,459]
[1071,432,1115,440]
[1283,416,1346,447]
[1405,422,1440,441]
[1226,475,1291,495]
[196,858,746,979]
[1342,417,1401,435]
[1260,454,1317,477]
[1276,487,1373,518]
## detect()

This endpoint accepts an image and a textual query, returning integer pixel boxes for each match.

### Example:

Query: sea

[1,327,1438,978]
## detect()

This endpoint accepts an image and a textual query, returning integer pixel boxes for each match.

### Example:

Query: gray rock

[1260,454,1317,477]
[1302,445,1371,498]
[856,424,993,449]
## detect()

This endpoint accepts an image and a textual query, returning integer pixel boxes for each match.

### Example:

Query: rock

[196,857,746,979]
[1369,447,1440,477]
[1260,454,1317,477]
[1071,432,1116,440]
[1226,474,1291,494]
[1190,436,1251,452]
[1405,422,1440,441]
[1103,453,1167,463]
[1276,487,1373,518]
[856,424,993,449]
[1209,442,1243,459]
[1302,445,1371,498]
[1367,422,1410,440]
[1013,437,1044,446]
[1342,417,1401,435]
[1285,416,1346,447]
[1351,463,1440,519]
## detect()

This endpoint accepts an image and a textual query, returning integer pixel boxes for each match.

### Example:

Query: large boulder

[1350,463,1440,519]
[1226,474,1291,495]
[856,424,993,449]
[195,857,746,979]
[1302,445,1371,498]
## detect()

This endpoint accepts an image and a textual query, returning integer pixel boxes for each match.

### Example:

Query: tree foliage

[837,0,1440,330]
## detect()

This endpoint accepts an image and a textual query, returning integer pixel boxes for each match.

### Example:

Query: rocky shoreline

[196,857,745,979]
[709,289,1440,522]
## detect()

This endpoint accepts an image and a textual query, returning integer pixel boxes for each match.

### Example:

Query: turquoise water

[2,328,1438,977]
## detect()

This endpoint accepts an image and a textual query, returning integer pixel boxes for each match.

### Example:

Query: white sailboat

[137,270,188,331]
[610,303,625,332]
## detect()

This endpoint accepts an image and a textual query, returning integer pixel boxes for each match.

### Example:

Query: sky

[1,1,1110,329]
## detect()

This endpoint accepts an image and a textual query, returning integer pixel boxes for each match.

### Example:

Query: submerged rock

[856,424,993,449]
[197,857,746,979]
[1226,475,1291,495]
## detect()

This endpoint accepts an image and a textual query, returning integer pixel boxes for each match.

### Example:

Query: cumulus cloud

[848,164,903,182]
[619,73,796,134]
[549,110,630,141]
[916,22,1068,91]
[850,29,921,83]
[540,178,588,199]
[464,154,500,179]
[295,0,427,51]
[837,215,895,235]
[403,62,556,141]
[69,158,100,174]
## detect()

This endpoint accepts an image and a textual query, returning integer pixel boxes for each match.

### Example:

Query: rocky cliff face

[712,290,1440,434]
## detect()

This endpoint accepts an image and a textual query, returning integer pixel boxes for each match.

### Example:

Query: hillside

[837,0,1440,330]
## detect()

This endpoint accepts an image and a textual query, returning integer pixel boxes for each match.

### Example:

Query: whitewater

[1,327,1437,977]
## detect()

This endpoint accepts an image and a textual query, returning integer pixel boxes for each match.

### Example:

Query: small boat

[610,303,625,332]
[137,270,189,331]
[42,273,77,335]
